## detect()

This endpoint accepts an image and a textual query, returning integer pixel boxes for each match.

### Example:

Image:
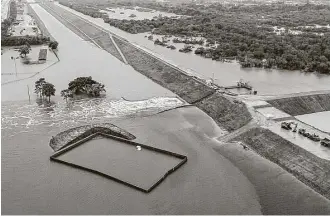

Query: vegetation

[61,76,106,100]
[19,45,31,57]
[1,35,50,46]
[49,41,59,50]
[58,0,330,73]
[42,82,56,102]
[1,1,17,38]
[34,78,55,102]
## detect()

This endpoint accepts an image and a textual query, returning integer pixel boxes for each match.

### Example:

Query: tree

[42,82,56,102]
[34,78,46,97]
[60,89,73,102]
[19,45,30,57]
[49,41,59,50]
[62,76,106,99]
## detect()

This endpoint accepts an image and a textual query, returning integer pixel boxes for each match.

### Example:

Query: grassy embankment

[39,3,124,62]
[113,37,252,131]
[232,127,330,200]
[267,94,330,116]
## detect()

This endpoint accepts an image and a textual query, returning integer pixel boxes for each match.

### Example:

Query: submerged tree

[60,89,73,102]
[34,78,46,97]
[63,76,106,98]
[42,82,56,102]
[19,45,30,57]
[49,41,59,50]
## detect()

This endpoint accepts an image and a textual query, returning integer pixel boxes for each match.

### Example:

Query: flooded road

[1,3,175,102]
[56,2,330,96]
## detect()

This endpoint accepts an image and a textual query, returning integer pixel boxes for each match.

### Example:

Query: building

[38,48,47,61]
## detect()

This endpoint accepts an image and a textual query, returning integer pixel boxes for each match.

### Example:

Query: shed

[38,49,47,61]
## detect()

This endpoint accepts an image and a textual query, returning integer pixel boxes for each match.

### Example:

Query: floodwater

[3,2,330,214]
[56,2,330,96]
[100,6,181,20]
[2,4,262,214]
[2,3,175,102]
[296,111,330,133]
[55,137,183,190]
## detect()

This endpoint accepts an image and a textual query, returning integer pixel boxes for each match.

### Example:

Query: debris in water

[136,145,142,151]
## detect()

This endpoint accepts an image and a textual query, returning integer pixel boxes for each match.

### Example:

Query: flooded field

[100,6,181,20]
[1,3,174,102]
[296,111,330,133]
[56,2,330,96]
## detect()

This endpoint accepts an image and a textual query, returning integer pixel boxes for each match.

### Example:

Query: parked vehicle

[321,138,330,147]
[281,122,292,130]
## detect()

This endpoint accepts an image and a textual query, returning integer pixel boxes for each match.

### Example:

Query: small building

[38,48,47,61]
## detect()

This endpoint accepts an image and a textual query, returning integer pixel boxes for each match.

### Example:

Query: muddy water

[2,4,263,214]
[56,2,330,96]
[2,103,263,214]
[56,137,182,190]
[1,3,175,102]
[296,111,330,133]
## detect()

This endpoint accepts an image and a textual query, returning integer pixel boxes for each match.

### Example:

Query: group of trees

[35,78,56,102]
[61,76,106,101]
[34,77,106,102]
[1,35,50,46]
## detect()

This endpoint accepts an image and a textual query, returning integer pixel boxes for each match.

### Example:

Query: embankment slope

[267,93,330,116]
[114,37,252,131]
[232,127,330,200]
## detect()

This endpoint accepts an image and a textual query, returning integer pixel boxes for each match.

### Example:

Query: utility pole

[27,85,31,102]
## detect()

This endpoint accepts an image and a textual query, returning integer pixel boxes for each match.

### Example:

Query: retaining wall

[267,94,330,116]
[233,127,330,200]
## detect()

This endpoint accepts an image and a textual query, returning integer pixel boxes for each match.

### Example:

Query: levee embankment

[267,93,330,116]
[27,3,54,41]
[39,3,124,62]
[113,37,252,131]
[232,127,330,200]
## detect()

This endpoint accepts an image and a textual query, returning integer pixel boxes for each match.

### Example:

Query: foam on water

[1,97,185,136]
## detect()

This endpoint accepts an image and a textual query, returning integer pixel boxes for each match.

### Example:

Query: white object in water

[136,145,142,151]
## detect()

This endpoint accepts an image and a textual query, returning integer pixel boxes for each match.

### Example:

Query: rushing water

[55,2,330,96]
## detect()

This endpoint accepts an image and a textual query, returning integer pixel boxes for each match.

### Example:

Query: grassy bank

[267,93,330,116]
[114,37,252,131]
[232,127,330,200]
